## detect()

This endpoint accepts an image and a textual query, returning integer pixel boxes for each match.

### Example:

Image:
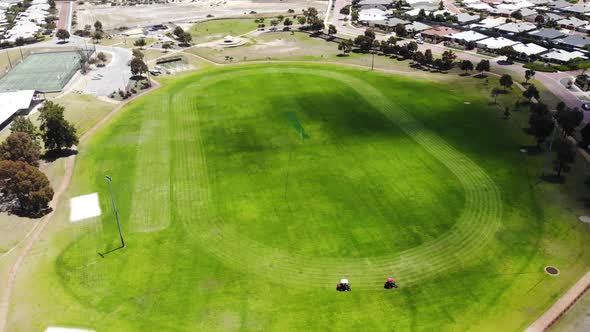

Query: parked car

[582,104,590,110]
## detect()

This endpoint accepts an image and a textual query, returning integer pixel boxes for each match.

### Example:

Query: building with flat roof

[477,36,520,49]
[541,48,586,63]
[512,43,548,56]
[0,90,36,128]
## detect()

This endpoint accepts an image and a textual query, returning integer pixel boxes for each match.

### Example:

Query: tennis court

[0,51,82,92]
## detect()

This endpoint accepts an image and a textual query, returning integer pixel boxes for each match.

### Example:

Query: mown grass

[190,18,258,44]
[6,64,590,332]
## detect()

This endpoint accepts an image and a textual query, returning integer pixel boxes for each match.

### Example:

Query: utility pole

[6,51,12,69]
[371,51,375,71]
[18,47,23,61]
[542,119,558,177]
[105,175,125,248]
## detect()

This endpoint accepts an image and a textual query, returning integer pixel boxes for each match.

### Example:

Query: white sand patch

[46,327,95,332]
[70,193,102,223]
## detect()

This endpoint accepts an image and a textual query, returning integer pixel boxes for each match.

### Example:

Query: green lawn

[190,19,258,44]
[7,64,590,331]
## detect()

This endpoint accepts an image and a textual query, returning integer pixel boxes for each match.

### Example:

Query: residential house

[558,34,590,50]
[476,36,520,49]
[541,48,586,63]
[527,28,567,40]
[495,22,537,34]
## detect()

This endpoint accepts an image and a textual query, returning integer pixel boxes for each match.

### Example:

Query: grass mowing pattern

[16,64,589,331]
[157,67,501,289]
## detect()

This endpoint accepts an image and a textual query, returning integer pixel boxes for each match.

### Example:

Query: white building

[0,90,36,127]
[477,37,520,49]
[541,49,586,63]
[446,30,488,42]
[512,43,548,56]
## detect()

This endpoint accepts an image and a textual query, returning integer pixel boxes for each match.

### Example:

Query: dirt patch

[545,266,560,276]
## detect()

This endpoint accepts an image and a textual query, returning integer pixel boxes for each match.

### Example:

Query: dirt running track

[0,80,161,332]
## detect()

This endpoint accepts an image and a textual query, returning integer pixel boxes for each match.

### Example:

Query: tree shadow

[42,149,78,163]
[540,174,565,184]
[519,145,544,156]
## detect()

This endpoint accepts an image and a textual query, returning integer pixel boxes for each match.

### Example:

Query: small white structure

[512,43,547,56]
[70,193,102,223]
[0,90,35,127]
[477,37,520,49]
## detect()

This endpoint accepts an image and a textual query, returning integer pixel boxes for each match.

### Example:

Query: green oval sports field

[11,64,590,331]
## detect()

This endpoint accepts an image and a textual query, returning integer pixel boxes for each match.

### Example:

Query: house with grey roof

[549,0,573,9]
[495,22,537,34]
[456,13,481,25]
[519,8,538,21]
[558,34,590,49]
[406,21,431,32]
[561,3,590,14]
[527,28,567,40]
[557,16,588,29]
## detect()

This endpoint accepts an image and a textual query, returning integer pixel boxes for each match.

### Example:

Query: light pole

[105,175,125,248]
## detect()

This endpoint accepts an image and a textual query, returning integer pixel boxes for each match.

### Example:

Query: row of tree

[0,102,78,216]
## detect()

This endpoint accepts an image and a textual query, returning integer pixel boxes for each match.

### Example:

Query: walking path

[525,271,590,332]
[0,79,161,332]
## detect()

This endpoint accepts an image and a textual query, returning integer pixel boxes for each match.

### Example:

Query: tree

[0,160,54,215]
[134,37,147,49]
[523,84,540,101]
[303,7,319,23]
[179,32,192,45]
[340,5,350,15]
[284,17,293,28]
[308,17,324,31]
[556,108,583,137]
[97,51,107,62]
[10,117,38,141]
[441,50,456,70]
[511,10,522,20]
[270,19,279,28]
[529,103,554,147]
[424,49,433,65]
[439,0,444,10]
[406,41,418,54]
[554,138,576,177]
[130,57,148,76]
[412,51,425,65]
[338,39,353,55]
[297,16,306,25]
[581,123,590,146]
[162,43,172,52]
[132,48,144,60]
[394,23,407,37]
[173,26,184,37]
[56,29,70,42]
[525,69,536,84]
[351,8,359,21]
[460,60,473,74]
[38,102,78,152]
[500,46,518,63]
[94,20,103,32]
[0,132,41,167]
[491,87,502,104]
[534,15,545,25]
[277,15,284,23]
[500,74,513,90]
[476,59,490,76]
[93,31,103,43]
[354,29,376,52]
[556,101,566,112]
[328,24,337,36]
